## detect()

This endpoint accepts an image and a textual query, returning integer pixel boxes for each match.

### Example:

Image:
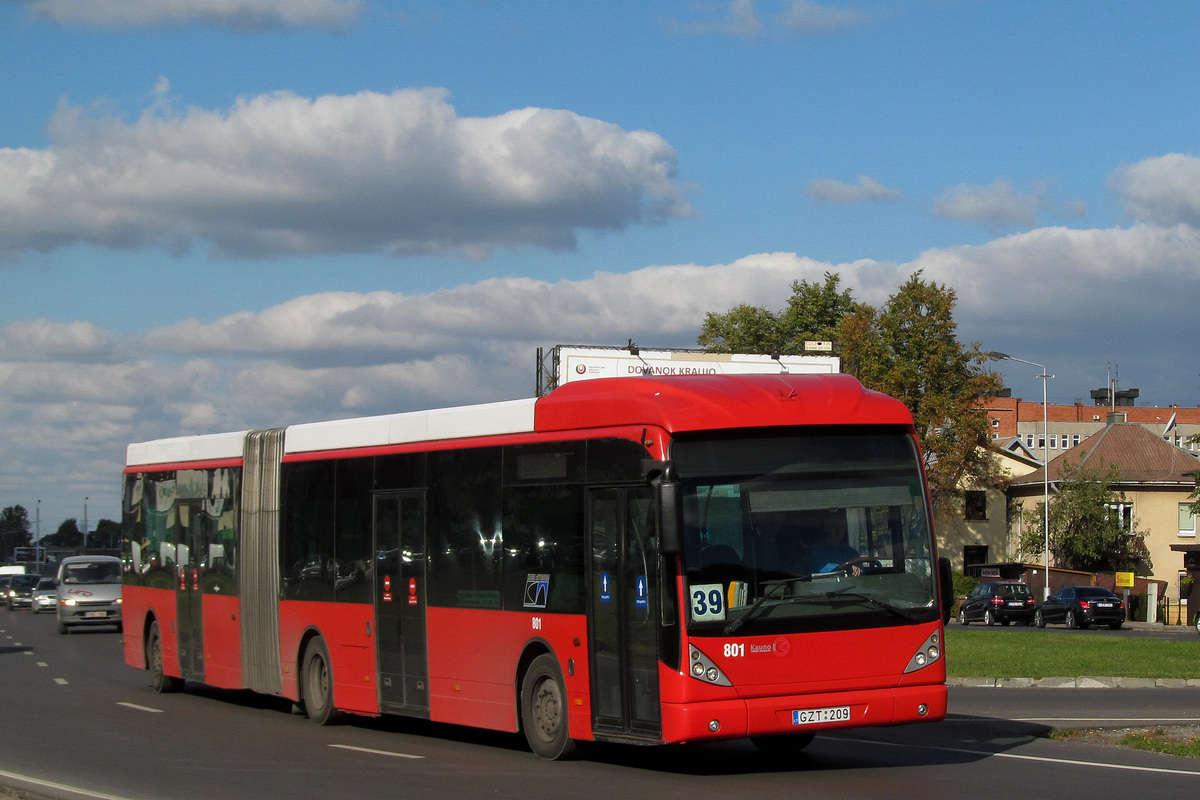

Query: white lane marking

[329,744,424,759]
[0,767,139,800]
[37,661,48,667]
[870,737,1200,777]
[54,678,68,685]
[117,702,164,713]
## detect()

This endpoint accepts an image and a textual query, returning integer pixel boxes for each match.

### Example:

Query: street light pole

[987,351,1054,601]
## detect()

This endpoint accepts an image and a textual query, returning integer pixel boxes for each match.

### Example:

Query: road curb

[948,676,1200,688]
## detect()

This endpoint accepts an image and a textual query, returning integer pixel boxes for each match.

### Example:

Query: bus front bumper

[660,683,947,744]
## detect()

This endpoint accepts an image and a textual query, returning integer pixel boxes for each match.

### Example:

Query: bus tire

[520,654,578,760]
[148,621,184,693]
[301,636,341,725]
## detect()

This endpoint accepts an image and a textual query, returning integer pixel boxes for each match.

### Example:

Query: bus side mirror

[938,557,953,625]
[643,459,683,555]
[658,480,683,555]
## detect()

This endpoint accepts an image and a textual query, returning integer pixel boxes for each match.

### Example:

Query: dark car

[6,573,44,610]
[958,581,1037,626]
[1035,586,1126,630]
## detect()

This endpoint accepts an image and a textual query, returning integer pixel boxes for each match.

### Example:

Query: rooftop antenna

[628,339,652,375]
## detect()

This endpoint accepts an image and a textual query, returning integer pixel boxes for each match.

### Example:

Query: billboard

[552,345,839,385]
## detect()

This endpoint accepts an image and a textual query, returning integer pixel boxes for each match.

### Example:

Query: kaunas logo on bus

[748,637,790,657]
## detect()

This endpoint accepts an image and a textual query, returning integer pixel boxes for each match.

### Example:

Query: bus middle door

[588,486,662,741]
[373,491,429,717]
[174,501,209,682]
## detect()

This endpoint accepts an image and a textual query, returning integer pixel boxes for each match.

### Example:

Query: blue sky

[2,0,1200,531]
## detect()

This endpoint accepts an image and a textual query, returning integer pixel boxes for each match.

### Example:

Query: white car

[56,555,123,634]
[30,578,57,614]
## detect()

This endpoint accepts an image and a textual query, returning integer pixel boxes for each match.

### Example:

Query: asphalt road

[3,608,1200,800]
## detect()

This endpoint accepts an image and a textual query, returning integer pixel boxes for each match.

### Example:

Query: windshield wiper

[723,575,813,635]
[822,587,921,621]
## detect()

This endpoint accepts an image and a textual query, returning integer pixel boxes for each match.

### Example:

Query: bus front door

[373,491,429,717]
[588,487,662,740]
[174,501,208,682]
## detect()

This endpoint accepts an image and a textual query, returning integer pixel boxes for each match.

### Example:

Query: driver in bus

[808,511,862,576]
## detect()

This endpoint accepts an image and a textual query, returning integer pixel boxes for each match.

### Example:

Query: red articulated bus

[121,373,951,759]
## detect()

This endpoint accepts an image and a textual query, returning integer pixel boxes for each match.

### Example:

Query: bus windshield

[673,427,939,634]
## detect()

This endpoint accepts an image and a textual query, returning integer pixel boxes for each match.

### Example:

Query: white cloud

[0,319,126,363]
[673,0,869,40]
[776,0,871,34]
[24,0,364,30]
[0,87,690,262]
[6,221,1200,528]
[673,0,764,39]
[1111,153,1200,228]
[808,174,901,204]
[931,178,1048,228]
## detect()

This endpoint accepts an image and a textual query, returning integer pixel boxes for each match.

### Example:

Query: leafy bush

[952,571,978,601]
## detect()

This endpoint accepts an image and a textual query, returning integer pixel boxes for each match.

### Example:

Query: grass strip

[944,628,1200,680]
[1051,727,1200,758]
[1117,730,1200,758]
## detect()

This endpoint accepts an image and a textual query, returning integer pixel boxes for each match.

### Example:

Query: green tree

[47,518,84,548]
[1017,459,1151,573]
[841,272,1004,510]
[697,272,855,354]
[0,505,32,562]
[93,519,122,550]
[698,271,1003,516]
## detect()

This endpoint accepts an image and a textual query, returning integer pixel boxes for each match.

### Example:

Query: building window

[963,545,988,577]
[1073,434,1081,447]
[1026,434,1034,448]
[1105,502,1134,533]
[991,418,1000,428]
[964,490,988,521]
[1181,504,1197,538]
[1049,434,1057,449]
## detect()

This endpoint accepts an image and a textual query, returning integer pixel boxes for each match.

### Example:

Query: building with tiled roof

[981,395,1200,464]
[1007,422,1200,593]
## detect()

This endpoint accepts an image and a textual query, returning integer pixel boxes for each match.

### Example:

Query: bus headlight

[688,645,732,686]
[903,631,942,674]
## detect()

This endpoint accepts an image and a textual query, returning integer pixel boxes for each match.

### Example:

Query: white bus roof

[126,430,249,467]
[125,398,537,466]
[283,398,536,455]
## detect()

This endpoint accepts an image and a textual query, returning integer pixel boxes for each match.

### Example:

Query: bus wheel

[302,637,341,725]
[521,654,578,760]
[148,621,184,693]
[752,732,816,755]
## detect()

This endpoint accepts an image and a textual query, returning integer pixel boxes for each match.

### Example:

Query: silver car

[56,555,123,634]
[30,578,57,614]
